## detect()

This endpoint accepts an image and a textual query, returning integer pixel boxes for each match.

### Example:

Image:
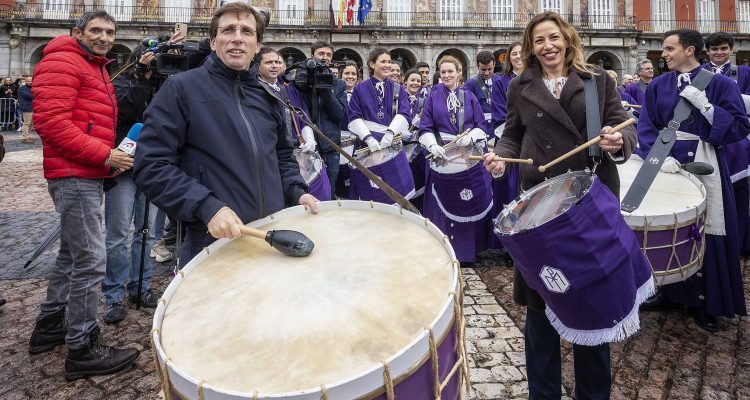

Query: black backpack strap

[730,65,739,81]
[458,88,465,133]
[583,76,602,159]
[622,68,715,212]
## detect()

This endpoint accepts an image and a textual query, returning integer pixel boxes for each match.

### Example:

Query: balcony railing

[637,19,741,33]
[2,4,636,30]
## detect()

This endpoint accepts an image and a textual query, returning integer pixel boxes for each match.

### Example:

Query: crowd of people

[11,3,749,399]
[1,74,35,143]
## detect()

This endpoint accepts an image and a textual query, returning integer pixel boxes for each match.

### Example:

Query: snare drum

[424,143,493,263]
[494,171,654,345]
[152,201,469,400]
[617,157,707,285]
[294,149,332,201]
[349,135,416,204]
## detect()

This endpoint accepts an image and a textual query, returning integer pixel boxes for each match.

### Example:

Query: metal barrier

[0,98,18,131]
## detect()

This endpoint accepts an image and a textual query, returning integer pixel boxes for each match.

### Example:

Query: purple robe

[465,74,502,134]
[624,81,648,106]
[636,65,749,317]
[419,84,492,262]
[703,62,750,252]
[347,77,414,202]
[348,76,411,125]
[488,73,521,250]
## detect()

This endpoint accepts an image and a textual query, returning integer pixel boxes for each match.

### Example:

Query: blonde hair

[521,12,596,75]
[437,55,462,74]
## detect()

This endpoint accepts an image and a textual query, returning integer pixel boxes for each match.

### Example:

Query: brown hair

[503,41,522,76]
[367,47,390,75]
[209,2,265,42]
[343,60,361,81]
[521,12,596,75]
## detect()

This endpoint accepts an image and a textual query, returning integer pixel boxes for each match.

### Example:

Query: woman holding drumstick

[482,12,636,399]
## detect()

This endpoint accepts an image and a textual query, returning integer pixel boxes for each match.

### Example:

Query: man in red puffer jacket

[29,10,139,381]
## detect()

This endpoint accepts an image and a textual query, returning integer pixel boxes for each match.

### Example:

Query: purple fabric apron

[349,152,415,203]
[307,164,332,201]
[496,177,654,345]
[424,163,493,263]
[487,164,520,249]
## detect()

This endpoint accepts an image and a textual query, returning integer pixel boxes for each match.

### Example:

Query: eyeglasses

[218,26,256,38]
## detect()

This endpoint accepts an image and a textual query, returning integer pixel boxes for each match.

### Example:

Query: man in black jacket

[133,2,317,265]
[287,41,347,198]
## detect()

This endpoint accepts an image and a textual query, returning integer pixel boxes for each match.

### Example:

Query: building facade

[0,0,747,80]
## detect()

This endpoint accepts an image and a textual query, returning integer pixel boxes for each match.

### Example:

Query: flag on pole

[346,0,355,24]
[358,0,372,25]
[329,0,335,29]
[338,0,344,28]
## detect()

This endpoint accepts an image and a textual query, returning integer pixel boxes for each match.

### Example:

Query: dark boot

[64,326,140,381]
[29,308,67,354]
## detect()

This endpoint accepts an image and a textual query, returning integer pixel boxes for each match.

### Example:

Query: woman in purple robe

[636,29,749,332]
[403,68,428,211]
[346,47,415,202]
[418,55,492,266]
[487,42,523,257]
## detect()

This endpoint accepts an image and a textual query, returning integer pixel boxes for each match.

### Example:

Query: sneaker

[103,302,126,324]
[64,326,139,381]
[128,289,162,308]
[151,240,173,263]
[29,308,68,354]
[16,126,22,132]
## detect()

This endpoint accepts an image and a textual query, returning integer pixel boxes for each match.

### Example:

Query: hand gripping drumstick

[239,226,315,257]
[538,118,636,173]
[467,155,533,164]
[623,103,641,109]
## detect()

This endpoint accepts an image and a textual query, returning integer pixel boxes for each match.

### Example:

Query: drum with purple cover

[294,148,331,201]
[424,142,493,263]
[151,201,470,400]
[493,171,654,345]
[349,138,416,204]
[617,157,707,286]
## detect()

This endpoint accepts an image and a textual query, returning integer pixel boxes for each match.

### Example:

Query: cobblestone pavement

[1,130,748,399]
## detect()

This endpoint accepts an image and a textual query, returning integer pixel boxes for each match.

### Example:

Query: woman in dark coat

[482,11,637,400]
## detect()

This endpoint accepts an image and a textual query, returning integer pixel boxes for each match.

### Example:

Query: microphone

[117,123,142,156]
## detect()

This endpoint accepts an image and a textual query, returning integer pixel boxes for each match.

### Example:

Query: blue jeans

[40,178,105,349]
[525,307,611,400]
[102,173,157,304]
[321,150,339,199]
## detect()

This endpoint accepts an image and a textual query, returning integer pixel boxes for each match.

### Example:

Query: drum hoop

[152,200,461,399]
[620,163,707,227]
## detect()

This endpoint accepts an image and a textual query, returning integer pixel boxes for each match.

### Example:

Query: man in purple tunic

[636,29,749,331]
[703,31,750,254]
[464,51,502,136]
[624,59,654,105]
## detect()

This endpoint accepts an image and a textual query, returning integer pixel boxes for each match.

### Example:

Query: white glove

[660,156,680,173]
[401,129,415,142]
[365,137,381,152]
[411,114,421,128]
[629,153,643,162]
[679,86,710,112]
[419,132,446,159]
[456,128,486,147]
[621,100,631,111]
[493,122,506,139]
[380,130,394,148]
[300,126,316,152]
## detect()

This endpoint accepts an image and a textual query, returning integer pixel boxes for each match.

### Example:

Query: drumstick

[538,118,636,173]
[623,103,641,109]
[353,134,403,157]
[239,226,314,257]
[425,129,471,160]
[468,155,534,164]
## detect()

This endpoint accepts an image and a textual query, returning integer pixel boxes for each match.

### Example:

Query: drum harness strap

[621,68,715,212]
[583,76,603,165]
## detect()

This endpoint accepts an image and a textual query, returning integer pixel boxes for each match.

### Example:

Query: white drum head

[618,157,706,226]
[157,202,457,397]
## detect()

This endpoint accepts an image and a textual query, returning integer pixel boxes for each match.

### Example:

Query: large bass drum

[151,201,470,400]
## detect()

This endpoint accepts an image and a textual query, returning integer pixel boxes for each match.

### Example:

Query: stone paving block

[465,314,500,328]
[700,386,734,400]
[505,351,525,367]
[466,280,487,290]
[473,338,512,353]
[473,295,498,305]
[490,365,524,381]
[472,304,505,315]
[470,383,509,399]
[471,352,510,368]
